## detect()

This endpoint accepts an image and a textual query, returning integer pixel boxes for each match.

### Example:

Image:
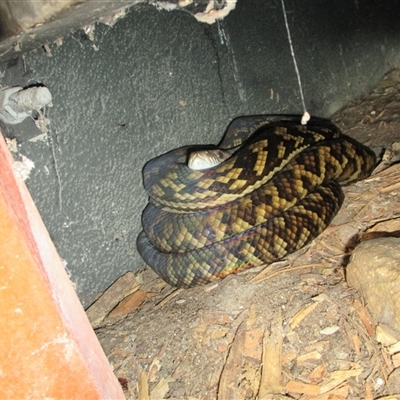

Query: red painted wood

[0,134,125,399]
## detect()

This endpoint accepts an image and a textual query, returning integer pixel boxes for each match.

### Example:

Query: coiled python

[137,115,376,288]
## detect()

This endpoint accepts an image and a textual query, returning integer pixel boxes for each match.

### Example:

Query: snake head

[188,148,234,170]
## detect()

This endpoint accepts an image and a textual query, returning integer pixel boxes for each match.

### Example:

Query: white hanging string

[280,0,310,125]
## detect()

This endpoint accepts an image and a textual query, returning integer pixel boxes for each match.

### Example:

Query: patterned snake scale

[137,115,376,288]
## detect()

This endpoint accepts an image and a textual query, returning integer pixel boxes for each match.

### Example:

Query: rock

[347,237,400,334]
[376,324,400,345]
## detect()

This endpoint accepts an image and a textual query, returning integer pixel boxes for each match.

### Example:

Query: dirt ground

[92,70,400,399]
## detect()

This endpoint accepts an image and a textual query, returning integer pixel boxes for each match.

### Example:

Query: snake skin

[137,115,376,287]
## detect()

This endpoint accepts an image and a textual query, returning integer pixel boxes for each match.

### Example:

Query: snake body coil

[137,115,376,288]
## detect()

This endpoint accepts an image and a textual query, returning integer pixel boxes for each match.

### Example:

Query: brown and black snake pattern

[137,115,376,288]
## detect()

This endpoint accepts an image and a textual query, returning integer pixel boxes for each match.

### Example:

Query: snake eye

[217,150,225,160]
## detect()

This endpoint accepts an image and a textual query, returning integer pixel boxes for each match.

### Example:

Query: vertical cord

[280,0,310,125]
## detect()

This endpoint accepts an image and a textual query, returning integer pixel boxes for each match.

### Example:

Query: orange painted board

[0,133,125,399]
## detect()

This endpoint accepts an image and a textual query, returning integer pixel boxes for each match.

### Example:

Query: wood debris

[85,272,139,328]
[258,312,283,398]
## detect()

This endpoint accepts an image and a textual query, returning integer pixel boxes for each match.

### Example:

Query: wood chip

[378,181,400,193]
[284,380,320,396]
[243,328,263,361]
[297,350,322,364]
[150,376,174,399]
[329,367,363,380]
[372,397,400,400]
[217,321,247,400]
[281,350,296,366]
[308,364,327,383]
[258,312,283,397]
[290,302,320,329]
[197,310,233,325]
[307,384,349,399]
[353,298,375,337]
[86,272,139,328]
[148,347,165,382]
[352,334,362,356]
[342,320,361,355]
[388,340,400,355]
[319,368,363,394]
[364,382,374,400]
[137,370,150,400]
[392,352,400,368]
[107,289,148,318]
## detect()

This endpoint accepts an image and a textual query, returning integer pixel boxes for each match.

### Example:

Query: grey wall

[1,0,400,306]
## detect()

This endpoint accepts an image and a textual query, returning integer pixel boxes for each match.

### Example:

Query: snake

[137,115,376,288]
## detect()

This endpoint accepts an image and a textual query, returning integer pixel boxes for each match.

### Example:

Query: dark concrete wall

[1,0,400,306]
